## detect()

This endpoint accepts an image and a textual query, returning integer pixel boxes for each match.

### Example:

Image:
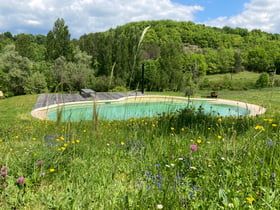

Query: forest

[1,18,280,96]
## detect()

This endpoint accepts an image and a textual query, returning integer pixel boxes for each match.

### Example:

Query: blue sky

[0,0,279,38]
[172,0,249,21]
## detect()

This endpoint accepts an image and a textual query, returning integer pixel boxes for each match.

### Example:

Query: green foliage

[46,18,73,61]
[24,72,48,94]
[255,72,271,88]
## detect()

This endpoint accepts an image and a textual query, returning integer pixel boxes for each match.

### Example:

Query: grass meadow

[0,87,279,209]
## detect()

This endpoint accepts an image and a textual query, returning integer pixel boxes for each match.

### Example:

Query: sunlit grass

[0,92,279,209]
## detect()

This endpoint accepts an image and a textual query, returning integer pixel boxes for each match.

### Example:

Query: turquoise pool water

[46,100,251,122]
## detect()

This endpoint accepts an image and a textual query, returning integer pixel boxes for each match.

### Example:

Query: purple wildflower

[1,171,7,177]
[17,177,25,184]
[37,161,43,166]
[2,183,7,188]
[190,144,198,151]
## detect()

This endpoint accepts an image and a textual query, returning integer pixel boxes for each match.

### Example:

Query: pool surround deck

[31,93,266,120]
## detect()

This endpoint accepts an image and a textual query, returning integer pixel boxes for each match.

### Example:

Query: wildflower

[272,124,277,127]
[246,197,255,204]
[120,141,125,145]
[254,125,265,131]
[197,139,202,144]
[190,166,197,170]
[37,161,43,166]
[32,138,37,141]
[221,157,225,160]
[2,183,7,188]
[15,136,19,139]
[1,172,7,177]
[61,147,66,151]
[17,177,25,184]
[41,172,46,177]
[178,158,184,161]
[218,118,222,122]
[190,144,198,151]
[181,128,185,132]
[170,127,175,131]
[217,135,222,139]
[49,168,55,173]
[157,204,164,209]
[76,139,80,143]
[155,164,160,167]
[83,129,87,133]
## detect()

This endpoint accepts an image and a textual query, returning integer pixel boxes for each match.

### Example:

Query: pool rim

[31,95,266,120]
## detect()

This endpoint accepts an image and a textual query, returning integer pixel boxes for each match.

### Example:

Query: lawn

[0,89,279,209]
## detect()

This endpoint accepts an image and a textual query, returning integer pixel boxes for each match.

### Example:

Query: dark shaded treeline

[1,19,280,96]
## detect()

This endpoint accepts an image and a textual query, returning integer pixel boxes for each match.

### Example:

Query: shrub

[255,72,270,88]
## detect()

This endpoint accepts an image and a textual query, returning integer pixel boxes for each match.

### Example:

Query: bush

[255,72,270,88]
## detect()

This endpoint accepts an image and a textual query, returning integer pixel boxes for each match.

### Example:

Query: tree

[46,18,73,60]
[24,72,48,94]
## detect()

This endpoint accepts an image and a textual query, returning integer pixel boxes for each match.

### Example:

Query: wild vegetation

[0,19,280,209]
[0,88,279,209]
[1,19,280,96]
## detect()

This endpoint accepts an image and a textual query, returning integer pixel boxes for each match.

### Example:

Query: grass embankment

[0,89,279,209]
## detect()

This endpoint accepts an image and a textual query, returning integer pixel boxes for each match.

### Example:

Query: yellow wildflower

[197,139,202,144]
[246,197,255,204]
[121,141,125,145]
[50,168,55,173]
[170,127,175,131]
[181,128,185,132]
[217,135,222,139]
[272,124,277,127]
[76,140,80,143]
[254,125,265,131]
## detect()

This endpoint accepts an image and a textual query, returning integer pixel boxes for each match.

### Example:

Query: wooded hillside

[1,19,280,96]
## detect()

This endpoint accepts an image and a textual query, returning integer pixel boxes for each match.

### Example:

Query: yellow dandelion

[217,135,222,139]
[272,124,277,127]
[181,128,185,132]
[121,141,125,145]
[32,137,37,141]
[83,129,87,133]
[76,140,80,143]
[61,147,66,151]
[218,118,222,122]
[60,136,65,140]
[170,127,175,131]
[50,168,55,173]
[197,139,202,144]
[254,125,265,131]
[9,148,13,152]
[246,197,255,204]
[152,124,156,127]
[15,136,19,139]
[63,143,68,147]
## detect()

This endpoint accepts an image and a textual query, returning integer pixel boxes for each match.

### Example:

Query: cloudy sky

[0,0,279,38]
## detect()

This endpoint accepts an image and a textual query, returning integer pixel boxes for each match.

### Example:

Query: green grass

[0,91,279,209]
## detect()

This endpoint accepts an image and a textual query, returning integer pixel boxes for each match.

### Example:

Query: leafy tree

[24,72,48,94]
[0,45,31,95]
[46,18,73,60]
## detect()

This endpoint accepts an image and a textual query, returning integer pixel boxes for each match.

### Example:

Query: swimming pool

[46,97,252,122]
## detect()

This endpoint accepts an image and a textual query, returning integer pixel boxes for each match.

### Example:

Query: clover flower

[17,177,25,184]
[190,144,198,151]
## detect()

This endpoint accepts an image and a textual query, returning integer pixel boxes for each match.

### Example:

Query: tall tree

[46,18,73,60]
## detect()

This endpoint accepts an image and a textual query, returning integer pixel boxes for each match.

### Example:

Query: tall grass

[0,92,279,209]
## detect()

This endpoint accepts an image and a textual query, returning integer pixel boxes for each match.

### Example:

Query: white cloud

[0,0,203,38]
[205,0,280,33]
